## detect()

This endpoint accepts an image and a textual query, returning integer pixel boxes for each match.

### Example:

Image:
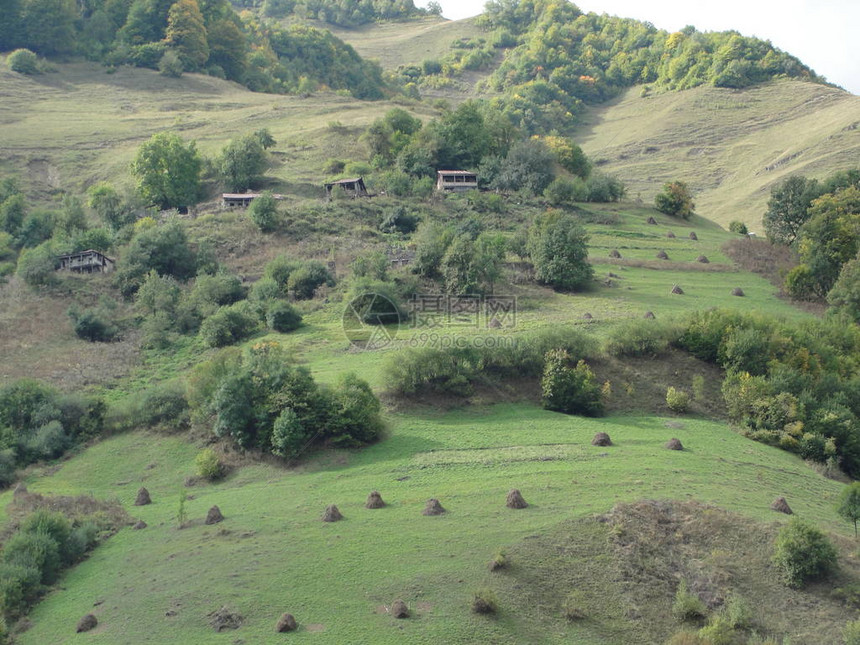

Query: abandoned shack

[436,170,478,192]
[324,177,368,200]
[57,250,115,274]
[222,193,284,208]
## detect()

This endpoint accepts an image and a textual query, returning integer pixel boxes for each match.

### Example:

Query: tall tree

[21,0,78,55]
[131,132,202,210]
[527,211,593,291]
[763,176,821,245]
[219,134,267,192]
[165,0,209,71]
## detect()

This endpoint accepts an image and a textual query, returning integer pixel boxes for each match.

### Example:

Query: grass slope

[2,404,853,644]
[578,80,860,229]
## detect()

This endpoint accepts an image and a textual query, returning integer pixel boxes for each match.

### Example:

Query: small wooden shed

[436,170,478,192]
[57,250,115,274]
[324,177,368,200]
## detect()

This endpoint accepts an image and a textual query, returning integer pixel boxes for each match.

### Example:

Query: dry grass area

[0,276,139,391]
[578,80,860,228]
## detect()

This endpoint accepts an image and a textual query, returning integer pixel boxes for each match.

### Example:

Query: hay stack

[365,491,386,509]
[76,614,98,633]
[644,311,655,319]
[770,497,793,514]
[134,487,151,506]
[422,498,446,516]
[488,317,501,329]
[671,285,684,295]
[506,489,528,509]
[656,250,669,260]
[665,438,684,451]
[591,432,612,447]
[208,606,243,632]
[608,272,620,278]
[275,613,297,632]
[132,520,147,530]
[697,255,709,263]
[731,288,745,297]
[205,505,224,525]
[666,231,676,238]
[322,504,343,522]
[582,313,593,321]
[391,600,410,619]
[609,249,622,259]
[647,216,658,225]
[689,231,698,240]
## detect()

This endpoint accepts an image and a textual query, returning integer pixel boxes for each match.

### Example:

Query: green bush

[541,351,603,417]
[328,373,384,446]
[135,382,189,430]
[697,615,735,645]
[20,510,73,565]
[720,593,751,629]
[248,191,280,232]
[68,305,119,342]
[7,49,39,75]
[0,561,41,616]
[286,261,333,300]
[266,301,303,333]
[195,448,224,481]
[470,588,498,614]
[604,319,677,357]
[544,177,586,205]
[666,387,691,413]
[199,301,261,347]
[270,407,309,459]
[843,619,860,645]
[528,211,593,291]
[2,530,62,585]
[26,421,70,460]
[772,518,837,587]
[0,449,16,489]
[249,277,282,303]
[671,580,707,622]
[728,220,748,235]
[16,241,57,287]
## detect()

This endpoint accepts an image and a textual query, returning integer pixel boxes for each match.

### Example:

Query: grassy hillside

[2,404,855,644]
[578,80,860,229]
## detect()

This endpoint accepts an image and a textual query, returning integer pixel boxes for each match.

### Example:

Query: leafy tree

[763,176,821,245]
[88,183,133,231]
[544,177,586,205]
[287,261,333,300]
[15,240,57,287]
[0,194,27,236]
[328,373,383,446]
[158,49,183,76]
[115,221,196,296]
[496,138,555,194]
[206,17,246,80]
[728,220,748,235]
[412,221,453,278]
[165,0,208,71]
[254,128,276,150]
[543,136,591,178]
[655,181,695,219]
[220,135,267,192]
[131,132,202,210]
[198,301,260,347]
[772,518,837,587]
[20,0,77,56]
[541,350,603,417]
[527,211,593,291]
[837,482,860,538]
[827,254,860,322]
[266,301,302,332]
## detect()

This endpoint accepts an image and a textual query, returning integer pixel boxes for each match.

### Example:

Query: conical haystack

[506,489,528,509]
[391,600,410,619]
[582,313,593,320]
[656,250,669,260]
[77,614,98,633]
[647,216,658,225]
[731,288,745,297]
[770,497,793,514]
[609,249,622,258]
[134,487,151,506]
[644,311,656,319]
[671,285,684,295]
[322,504,343,522]
[591,432,612,447]
[665,438,684,451]
[422,498,446,516]
[205,505,224,525]
[365,491,386,509]
[689,231,698,240]
[697,255,709,263]
[275,613,297,632]
[132,520,147,529]
[666,231,676,238]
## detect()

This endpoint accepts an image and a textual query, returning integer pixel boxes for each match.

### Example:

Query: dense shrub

[671,581,706,622]
[772,518,837,588]
[3,530,62,584]
[7,49,39,75]
[68,305,119,342]
[544,177,587,205]
[528,211,593,291]
[728,220,748,235]
[844,619,860,645]
[248,191,280,232]
[328,373,384,446]
[199,301,260,347]
[0,561,41,616]
[604,319,678,357]
[541,350,603,417]
[16,241,57,287]
[286,261,333,300]
[666,387,690,413]
[195,448,224,481]
[115,221,197,297]
[655,181,695,218]
[470,588,498,614]
[135,382,190,430]
[266,301,303,333]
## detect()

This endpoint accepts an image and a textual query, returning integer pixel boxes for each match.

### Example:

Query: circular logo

[342,292,402,350]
